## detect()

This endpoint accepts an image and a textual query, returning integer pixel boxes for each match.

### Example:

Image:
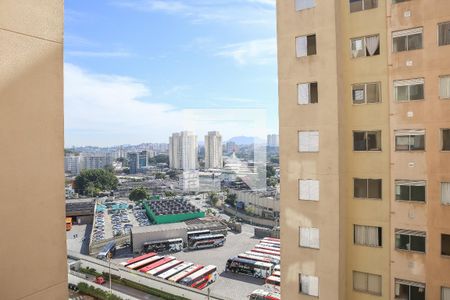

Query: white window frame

[392,27,423,52]
[395,279,426,300]
[395,180,426,202]
[441,182,450,205]
[395,229,426,253]
[351,34,380,58]
[296,34,316,58]
[394,78,425,102]
[298,179,319,201]
[299,227,320,249]
[440,75,450,99]
[299,274,319,297]
[298,82,318,104]
[394,129,426,151]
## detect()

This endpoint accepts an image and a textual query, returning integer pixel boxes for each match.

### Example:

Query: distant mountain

[227,136,265,145]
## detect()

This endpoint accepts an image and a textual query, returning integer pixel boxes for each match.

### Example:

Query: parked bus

[121,252,157,267]
[65,217,72,231]
[143,238,183,253]
[273,265,280,272]
[271,271,280,278]
[187,234,225,250]
[254,245,280,253]
[139,256,175,273]
[252,247,280,256]
[258,242,280,249]
[225,257,273,279]
[97,241,116,260]
[187,229,210,240]
[168,265,203,283]
[126,255,162,270]
[158,262,194,280]
[246,251,280,264]
[147,259,183,276]
[179,265,218,289]
[248,289,281,300]
[265,275,281,291]
[260,239,280,247]
[238,253,275,265]
[262,237,280,243]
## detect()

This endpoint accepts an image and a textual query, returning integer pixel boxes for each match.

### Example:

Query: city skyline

[64,0,278,147]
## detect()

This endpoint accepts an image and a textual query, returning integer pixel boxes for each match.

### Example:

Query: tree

[266,165,276,178]
[225,193,237,207]
[164,190,176,197]
[103,164,115,173]
[149,154,169,165]
[208,192,219,207]
[129,187,149,201]
[155,172,165,179]
[166,170,177,180]
[74,169,118,196]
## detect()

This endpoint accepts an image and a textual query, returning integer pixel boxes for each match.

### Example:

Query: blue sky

[64,0,278,146]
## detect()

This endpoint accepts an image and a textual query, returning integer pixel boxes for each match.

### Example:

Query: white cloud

[216,38,277,65]
[64,63,269,146]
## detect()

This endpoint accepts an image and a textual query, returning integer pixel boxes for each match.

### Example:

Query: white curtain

[366,226,379,247]
[367,274,382,295]
[298,83,309,104]
[440,76,450,99]
[442,182,450,205]
[300,227,310,247]
[365,35,379,56]
[354,225,365,245]
[353,271,368,292]
[299,180,310,200]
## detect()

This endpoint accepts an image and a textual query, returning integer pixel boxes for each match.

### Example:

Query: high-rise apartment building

[277,1,450,299]
[65,154,82,175]
[127,150,149,174]
[204,131,223,169]
[0,1,67,299]
[169,131,198,170]
[267,134,280,147]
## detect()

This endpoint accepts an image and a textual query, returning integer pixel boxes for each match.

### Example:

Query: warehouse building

[131,222,188,254]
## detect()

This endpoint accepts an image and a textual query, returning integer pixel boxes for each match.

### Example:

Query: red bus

[246,251,280,264]
[139,256,175,273]
[179,265,218,289]
[265,275,281,291]
[147,259,183,276]
[127,255,163,270]
[254,245,280,253]
[168,265,203,283]
[252,247,280,256]
[260,240,280,247]
[271,270,280,278]
[237,253,274,264]
[122,252,157,267]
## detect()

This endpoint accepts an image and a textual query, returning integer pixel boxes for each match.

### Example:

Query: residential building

[81,153,113,170]
[64,154,81,175]
[127,150,149,174]
[0,1,67,298]
[267,134,280,147]
[169,131,198,170]
[205,131,223,169]
[225,141,238,154]
[277,1,450,299]
[233,189,280,219]
[179,170,200,192]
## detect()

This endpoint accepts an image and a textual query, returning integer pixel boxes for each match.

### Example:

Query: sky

[64,0,278,147]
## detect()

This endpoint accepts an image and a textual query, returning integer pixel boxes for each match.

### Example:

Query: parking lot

[114,222,267,300]
[92,199,151,243]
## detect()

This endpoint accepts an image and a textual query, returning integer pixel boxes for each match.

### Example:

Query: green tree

[129,187,149,201]
[208,192,219,207]
[164,190,176,197]
[149,154,169,165]
[266,165,276,178]
[155,172,165,179]
[166,170,178,180]
[225,193,237,207]
[74,169,118,196]
[103,164,115,173]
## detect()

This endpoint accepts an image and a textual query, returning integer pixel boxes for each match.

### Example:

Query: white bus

[147,259,183,276]
[187,229,210,240]
[97,241,116,260]
[126,255,163,270]
[187,234,225,250]
[143,238,183,253]
[179,265,218,289]
[158,262,193,280]
[226,257,274,279]
[237,253,275,265]
[248,289,281,300]
[273,265,280,272]
[246,251,280,264]
[254,244,280,253]
[265,275,281,292]
[258,242,280,249]
[168,265,203,283]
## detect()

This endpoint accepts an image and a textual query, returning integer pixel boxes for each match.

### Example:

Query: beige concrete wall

[277,0,343,299]
[388,1,450,299]
[0,1,67,299]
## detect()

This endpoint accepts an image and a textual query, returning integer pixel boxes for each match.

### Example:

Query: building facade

[64,154,82,175]
[204,131,223,169]
[267,134,280,147]
[277,0,450,299]
[169,131,198,170]
[127,150,149,174]
[0,1,67,298]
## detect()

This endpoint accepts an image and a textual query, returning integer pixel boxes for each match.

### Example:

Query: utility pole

[108,252,112,294]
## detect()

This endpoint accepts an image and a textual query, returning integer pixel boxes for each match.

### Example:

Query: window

[298,131,319,152]
[354,178,382,199]
[442,234,450,256]
[442,287,450,300]
[395,229,426,253]
[296,34,317,57]
[395,279,425,300]
[351,35,380,58]
[440,76,450,99]
[298,82,318,104]
[298,179,319,201]
[353,131,381,151]
[299,227,319,249]
[353,271,382,296]
[438,21,450,46]
[395,130,425,151]
[296,0,315,11]
[442,129,450,151]
[392,0,410,3]
[352,82,381,104]
[299,274,319,297]
[442,182,450,205]
[354,225,382,247]
[395,180,426,202]
[394,78,424,101]
[393,28,423,52]
[349,0,378,13]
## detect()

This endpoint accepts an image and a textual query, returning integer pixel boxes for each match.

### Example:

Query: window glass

[367,131,381,151]
[353,132,367,151]
[409,84,424,100]
[439,22,450,46]
[396,184,410,200]
[410,135,425,150]
[440,76,450,99]
[350,0,363,12]
[366,83,380,103]
[410,235,426,252]
[393,36,407,52]
[364,0,377,10]
[396,86,409,101]
[410,185,426,202]
[442,234,450,256]
[353,84,365,104]
[396,233,410,250]
[408,33,422,50]
[395,136,411,151]
[352,38,365,58]
[368,179,382,199]
[310,82,318,103]
[307,35,317,55]
[296,36,307,57]
[354,179,368,198]
[442,129,450,151]
[295,0,316,11]
[441,182,450,205]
